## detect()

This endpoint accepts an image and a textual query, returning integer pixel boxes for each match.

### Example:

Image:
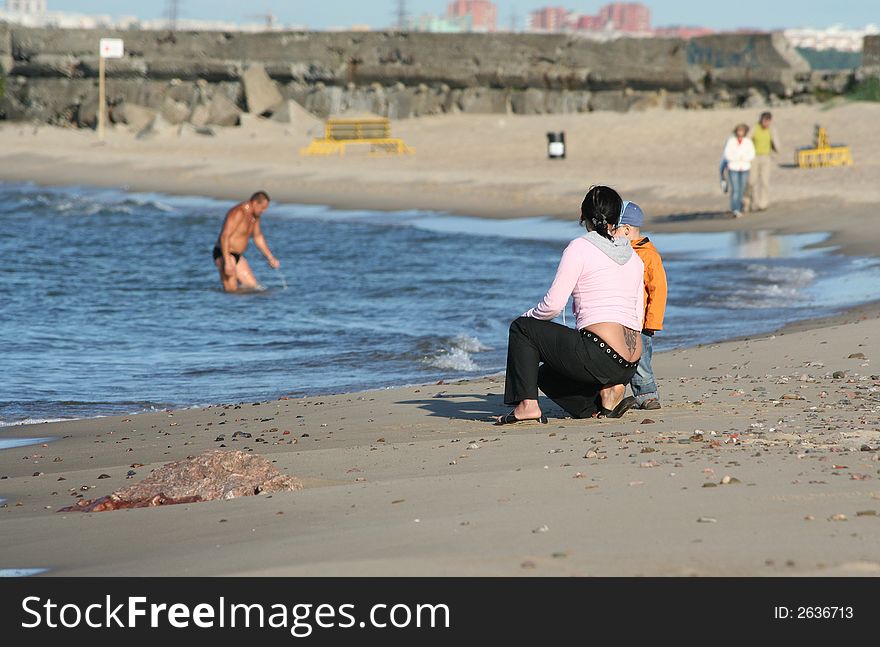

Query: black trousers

[503,316,639,419]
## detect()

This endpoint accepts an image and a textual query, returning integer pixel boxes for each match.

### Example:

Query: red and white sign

[99,38,125,59]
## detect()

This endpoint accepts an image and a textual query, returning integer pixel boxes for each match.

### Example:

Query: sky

[45,1,879,31]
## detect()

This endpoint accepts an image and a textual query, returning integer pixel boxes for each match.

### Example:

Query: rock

[271,99,323,133]
[189,103,211,128]
[57,450,301,513]
[832,371,846,379]
[742,87,766,108]
[75,95,99,129]
[178,123,215,137]
[160,96,190,125]
[510,88,547,115]
[136,113,176,139]
[829,514,848,522]
[207,93,242,127]
[241,63,283,116]
[457,88,509,114]
[589,90,637,112]
[696,517,717,523]
[848,353,866,359]
[117,103,157,133]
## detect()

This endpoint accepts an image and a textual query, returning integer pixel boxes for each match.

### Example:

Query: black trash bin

[547,132,566,159]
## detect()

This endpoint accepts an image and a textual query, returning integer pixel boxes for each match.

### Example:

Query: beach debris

[584,450,599,459]
[702,483,717,488]
[532,524,550,534]
[57,450,301,513]
[628,480,644,487]
[697,517,717,523]
[856,510,877,517]
[640,418,655,424]
[640,460,660,468]
[848,353,866,360]
[804,515,815,521]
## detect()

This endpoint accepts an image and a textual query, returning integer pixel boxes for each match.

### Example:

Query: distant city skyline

[38,1,880,31]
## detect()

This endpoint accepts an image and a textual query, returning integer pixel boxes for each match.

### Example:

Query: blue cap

[619,201,645,228]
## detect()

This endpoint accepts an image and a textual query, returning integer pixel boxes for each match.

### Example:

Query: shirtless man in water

[213,191,280,292]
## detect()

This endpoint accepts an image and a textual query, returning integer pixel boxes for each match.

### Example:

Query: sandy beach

[1,102,879,576]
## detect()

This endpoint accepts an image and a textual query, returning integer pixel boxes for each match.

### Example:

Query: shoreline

[1,174,879,430]
[3,295,879,432]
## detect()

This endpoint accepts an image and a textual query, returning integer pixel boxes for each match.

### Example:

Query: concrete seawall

[0,25,857,128]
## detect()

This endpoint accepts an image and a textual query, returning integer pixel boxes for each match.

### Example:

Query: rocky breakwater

[862,35,880,75]
[0,25,823,131]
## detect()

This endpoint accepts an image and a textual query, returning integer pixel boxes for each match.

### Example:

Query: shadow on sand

[399,392,566,423]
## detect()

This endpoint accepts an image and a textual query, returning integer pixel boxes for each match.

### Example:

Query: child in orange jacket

[617,201,668,410]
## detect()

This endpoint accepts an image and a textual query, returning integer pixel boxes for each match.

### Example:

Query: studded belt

[579,329,640,369]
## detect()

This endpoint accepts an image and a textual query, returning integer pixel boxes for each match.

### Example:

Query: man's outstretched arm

[253,220,280,268]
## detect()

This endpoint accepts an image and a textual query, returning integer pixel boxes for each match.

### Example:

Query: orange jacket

[632,238,667,332]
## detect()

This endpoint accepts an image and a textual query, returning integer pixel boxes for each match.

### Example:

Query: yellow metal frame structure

[795,127,853,168]
[300,117,415,157]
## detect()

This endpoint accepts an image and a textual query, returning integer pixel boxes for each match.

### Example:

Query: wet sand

[1,103,879,575]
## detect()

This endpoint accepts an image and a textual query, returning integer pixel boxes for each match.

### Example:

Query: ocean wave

[0,418,69,428]
[423,334,490,372]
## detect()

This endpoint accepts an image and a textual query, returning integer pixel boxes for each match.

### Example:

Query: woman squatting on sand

[496,185,645,424]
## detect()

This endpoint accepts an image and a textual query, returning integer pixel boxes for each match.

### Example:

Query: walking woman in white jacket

[720,123,756,217]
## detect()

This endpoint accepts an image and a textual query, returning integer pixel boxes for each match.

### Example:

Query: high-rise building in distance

[5,0,47,13]
[446,0,498,33]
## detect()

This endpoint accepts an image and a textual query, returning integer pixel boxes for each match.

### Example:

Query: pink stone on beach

[58,450,302,513]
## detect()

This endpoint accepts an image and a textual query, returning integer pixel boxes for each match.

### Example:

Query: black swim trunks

[213,246,241,263]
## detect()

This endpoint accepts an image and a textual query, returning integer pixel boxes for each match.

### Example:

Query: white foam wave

[0,418,69,428]
[423,334,490,372]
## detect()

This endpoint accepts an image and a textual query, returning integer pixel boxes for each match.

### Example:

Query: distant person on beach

[495,185,644,425]
[615,201,667,411]
[742,112,780,213]
[720,123,756,218]
[213,191,280,292]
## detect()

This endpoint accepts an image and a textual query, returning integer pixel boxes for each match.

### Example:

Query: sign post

[98,38,124,141]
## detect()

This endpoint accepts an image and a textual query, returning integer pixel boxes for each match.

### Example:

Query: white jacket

[721,136,756,172]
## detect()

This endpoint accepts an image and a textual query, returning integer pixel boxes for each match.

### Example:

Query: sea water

[1,182,878,424]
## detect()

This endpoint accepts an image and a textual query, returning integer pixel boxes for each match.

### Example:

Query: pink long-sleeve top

[523,236,645,331]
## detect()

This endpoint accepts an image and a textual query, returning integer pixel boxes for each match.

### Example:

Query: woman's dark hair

[580,185,622,241]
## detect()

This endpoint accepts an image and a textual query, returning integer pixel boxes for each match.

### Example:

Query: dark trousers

[503,316,639,419]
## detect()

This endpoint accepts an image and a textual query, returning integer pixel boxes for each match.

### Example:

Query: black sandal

[596,396,636,419]
[494,412,549,426]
